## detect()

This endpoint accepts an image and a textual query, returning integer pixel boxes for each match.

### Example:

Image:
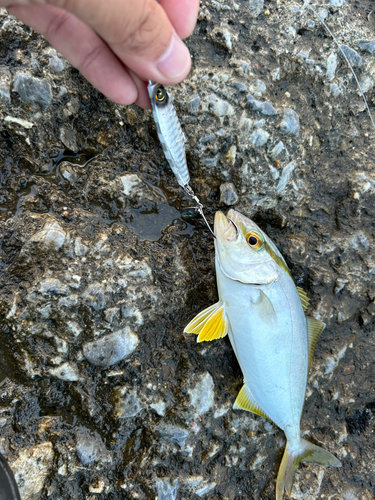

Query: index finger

[159,0,200,40]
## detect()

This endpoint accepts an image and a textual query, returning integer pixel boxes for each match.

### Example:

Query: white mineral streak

[324,345,347,376]
[155,477,179,500]
[4,115,34,128]
[49,362,82,381]
[120,173,145,196]
[188,372,214,414]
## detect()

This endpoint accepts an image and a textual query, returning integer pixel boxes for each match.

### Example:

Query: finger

[127,71,151,110]
[48,0,191,85]
[159,0,200,39]
[8,4,139,106]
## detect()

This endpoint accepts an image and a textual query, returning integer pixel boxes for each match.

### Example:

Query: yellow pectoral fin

[233,385,270,421]
[306,316,325,371]
[184,302,228,342]
[296,286,310,311]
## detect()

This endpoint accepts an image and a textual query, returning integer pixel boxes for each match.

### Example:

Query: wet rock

[219,182,239,206]
[339,45,362,68]
[29,219,67,250]
[39,278,68,296]
[59,128,78,152]
[279,108,300,136]
[249,128,270,147]
[11,442,54,500]
[13,73,52,110]
[60,162,78,184]
[82,327,139,367]
[326,53,338,81]
[48,52,65,72]
[81,283,107,310]
[357,39,375,55]
[188,95,200,113]
[155,477,179,500]
[120,173,146,197]
[76,428,109,465]
[246,94,277,115]
[113,388,144,418]
[49,362,82,381]
[188,372,214,414]
[208,94,234,118]
[0,65,11,102]
[277,162,295,192]
[248,0,263,18]
[156,423,189,448]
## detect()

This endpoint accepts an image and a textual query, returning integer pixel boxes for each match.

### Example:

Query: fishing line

[304,1,375,132]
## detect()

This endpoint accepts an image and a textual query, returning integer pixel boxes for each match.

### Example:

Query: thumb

[54,0,192,84]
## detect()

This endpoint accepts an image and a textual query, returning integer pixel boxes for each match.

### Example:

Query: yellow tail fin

[276,439,341,500]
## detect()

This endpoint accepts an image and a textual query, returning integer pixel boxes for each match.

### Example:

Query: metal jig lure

[148,80,215,238]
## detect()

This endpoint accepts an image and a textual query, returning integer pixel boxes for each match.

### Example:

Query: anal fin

[296,286,310,311]
[233,385,270,421]
[184,302,228,342]
[307,316,325,371]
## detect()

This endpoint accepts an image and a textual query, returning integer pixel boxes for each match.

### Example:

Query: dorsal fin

[306,316,325,371]
[296,286,310,311]
[233,385,270,421]
[184,302,228,342]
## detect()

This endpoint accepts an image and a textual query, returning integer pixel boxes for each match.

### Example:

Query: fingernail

[156,33,191,80]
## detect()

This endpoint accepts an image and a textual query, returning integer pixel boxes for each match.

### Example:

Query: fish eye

[245,231,263,250]
[155,86,166,102]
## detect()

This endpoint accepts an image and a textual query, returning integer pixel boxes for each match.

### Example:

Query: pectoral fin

[296,286,310,311]
[233,385,270,421]
[184,302,228,342]
[307,316,325,371]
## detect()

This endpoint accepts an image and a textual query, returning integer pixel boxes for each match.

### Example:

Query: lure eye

[245,231,263,250]
[155,86,166,102]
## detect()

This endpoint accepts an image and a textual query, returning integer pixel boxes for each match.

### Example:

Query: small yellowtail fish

[184,209,341,500]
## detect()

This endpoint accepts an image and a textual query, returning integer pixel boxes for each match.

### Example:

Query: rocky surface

[0,2,375,499]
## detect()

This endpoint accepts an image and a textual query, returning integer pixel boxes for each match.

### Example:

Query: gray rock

[277,161,295,192]
[329,0,345,6]
[156,477,179,500]
[326,53,338,81]
[29,220,66,250]
[11,443,54,499]
[249,128,270,147]
[208,94,234,118]
[59,128,78,152]
[248,0,263,18]
[0,65,11,103]
[232,82,247,92]
[188,96,200,113]
[49,55,65,72]
[60,162,78,184]
[269,140,285,159]
[82,327,139,367]
[81,283,107,310]
[39,278,68,296]
[49,362,81,382]
[13,73,52,110]
[358,39,375,55]
[113,388,144,418]
[246,94,277,115]
[219,182,239,206]
[188,372,214,414]
[339,45,362,68]
[279,108,300,136]
[76,428,108,465]
[156,423,189,447]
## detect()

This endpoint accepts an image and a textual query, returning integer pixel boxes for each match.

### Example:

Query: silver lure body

[148,81,190,188]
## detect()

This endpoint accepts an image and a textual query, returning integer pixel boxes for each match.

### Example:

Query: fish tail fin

[276,438,341,500]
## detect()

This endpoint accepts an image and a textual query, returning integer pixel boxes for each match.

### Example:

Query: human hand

[3,0,199,108]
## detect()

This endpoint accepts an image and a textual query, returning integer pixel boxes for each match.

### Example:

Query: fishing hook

[227,217,239,236]
[183,185,216,239]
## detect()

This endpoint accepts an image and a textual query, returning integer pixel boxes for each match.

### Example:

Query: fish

[0,452,21,500]
[148,81,190,189]
[184,209,341,500]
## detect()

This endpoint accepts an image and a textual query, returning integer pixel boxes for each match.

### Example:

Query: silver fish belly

[148,82,189,188]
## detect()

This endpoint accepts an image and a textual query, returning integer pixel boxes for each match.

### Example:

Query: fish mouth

[214,211,238,241]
